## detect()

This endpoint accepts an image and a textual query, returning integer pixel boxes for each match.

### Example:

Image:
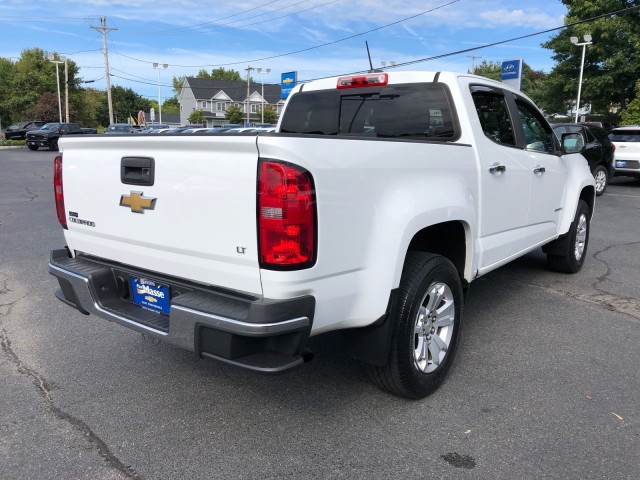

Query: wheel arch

[342,220,471,367]
[405,221,470,288]
[580,185,595,221]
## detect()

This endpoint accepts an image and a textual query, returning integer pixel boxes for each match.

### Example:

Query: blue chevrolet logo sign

[281,72,297,100]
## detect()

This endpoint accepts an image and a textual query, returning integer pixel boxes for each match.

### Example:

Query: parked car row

[1,121,47,140]
[550,123,640,196]
[552,123,615,196]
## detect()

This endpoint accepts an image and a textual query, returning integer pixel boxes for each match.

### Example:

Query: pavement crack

[503,276,640,322]
[0,287,142,479]
[23,187,38,201]
[591,240,640,294]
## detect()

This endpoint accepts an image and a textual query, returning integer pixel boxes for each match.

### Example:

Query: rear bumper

[49,248,314,373]
[614,159,640,177]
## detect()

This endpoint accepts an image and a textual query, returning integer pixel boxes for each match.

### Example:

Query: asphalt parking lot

[1,147,639,479]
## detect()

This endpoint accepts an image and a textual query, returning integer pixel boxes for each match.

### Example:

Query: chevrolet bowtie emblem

[120,191,156,213]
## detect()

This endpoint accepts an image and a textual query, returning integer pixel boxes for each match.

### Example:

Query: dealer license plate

[130,277,170,315]
[616,160,628,168]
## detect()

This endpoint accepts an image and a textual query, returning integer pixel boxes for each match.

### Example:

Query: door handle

[533,166,546,174]
[121,157,155,186]
[489,164,506,174]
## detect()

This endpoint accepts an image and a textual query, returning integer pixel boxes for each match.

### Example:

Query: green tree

[0,48,82,123]
[26,92,66,122]
[471,60,551,111]
[172,76,186,96]
[209,67,244,82]
[257,105,278,124]
[620,80,640,125]
[542,0,640,116]
[162,97,180,114]
[188,109,204,125]
[107,86,151,125]
[0,57,15,126]
[225,105,243,124]
[173,68,250,96]
[76,88,106,128]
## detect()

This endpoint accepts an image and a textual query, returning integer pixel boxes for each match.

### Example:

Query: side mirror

[561,132,585,154]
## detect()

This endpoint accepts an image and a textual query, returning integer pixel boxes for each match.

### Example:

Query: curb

[0,146,25,149]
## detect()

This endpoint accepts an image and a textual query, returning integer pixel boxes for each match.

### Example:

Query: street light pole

[64,57,69,123]
[245,66,255,126]
[153,63,168,124]
[257,67,271,123]
[48,55,64,123]
[570,34,592,123]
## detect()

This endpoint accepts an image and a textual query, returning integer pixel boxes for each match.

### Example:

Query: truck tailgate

[59,134,263,296]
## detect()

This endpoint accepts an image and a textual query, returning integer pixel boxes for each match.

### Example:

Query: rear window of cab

[609,129,640,142]
[280,82,460,141]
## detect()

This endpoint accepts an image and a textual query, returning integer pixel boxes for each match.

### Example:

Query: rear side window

[471,91,516,146]
[588,126,611,145]
[280,83,459,141]
[610,130,640,142]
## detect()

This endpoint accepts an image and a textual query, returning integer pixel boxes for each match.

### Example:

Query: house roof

[184,77,282,104]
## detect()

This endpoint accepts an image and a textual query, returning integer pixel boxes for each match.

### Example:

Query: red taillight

[53,155,67,229]
[337,73,388,89]
[258,160,316,269]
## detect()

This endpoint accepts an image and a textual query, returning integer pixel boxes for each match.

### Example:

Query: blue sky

[1,0,568,100]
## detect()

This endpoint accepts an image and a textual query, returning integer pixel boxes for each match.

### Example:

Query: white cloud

[480,9,564,29]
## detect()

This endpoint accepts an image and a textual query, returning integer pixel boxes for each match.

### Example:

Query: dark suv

[2,121,47,140]
[552,123,615,196]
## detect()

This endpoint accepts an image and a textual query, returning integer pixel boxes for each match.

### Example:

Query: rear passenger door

[470,86,531,269]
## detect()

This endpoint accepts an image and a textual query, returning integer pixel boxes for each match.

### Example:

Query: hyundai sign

[501,59,523,90]
[281,71,297,100]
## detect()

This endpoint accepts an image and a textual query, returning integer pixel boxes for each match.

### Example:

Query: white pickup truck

[49,71,595,399]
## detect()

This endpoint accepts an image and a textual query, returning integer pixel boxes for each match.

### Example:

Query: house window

[201,101,207,109]
[216,102,227,112]
[250,104,259,113]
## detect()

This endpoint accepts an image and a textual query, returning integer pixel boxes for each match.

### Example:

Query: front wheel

[547,199,590,273]
[366,253,463,399]
[593,165,608,196]
[50,139,59,151]
[27,144,38,151]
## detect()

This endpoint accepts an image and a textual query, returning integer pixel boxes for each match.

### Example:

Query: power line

[121,0,303,35]
[163,0,323,36]
[109,0,460,68]
[390,4,640,71]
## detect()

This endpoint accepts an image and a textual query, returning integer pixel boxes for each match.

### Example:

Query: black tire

[593,165,608,196]
[27,144,38,151]
[366,252,463,399]
[547,199,590,273]
[50,139,59,151]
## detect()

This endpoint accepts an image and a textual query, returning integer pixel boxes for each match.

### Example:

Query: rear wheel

[366,252,463,399]
[27,144,38,151]
[593,165,608,196]
[547,199,590,273]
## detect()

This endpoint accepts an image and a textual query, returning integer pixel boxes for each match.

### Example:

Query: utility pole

[467,55,482,74]
[245,66,254,126]
[48,55,64,123]
[91,17,117,125]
